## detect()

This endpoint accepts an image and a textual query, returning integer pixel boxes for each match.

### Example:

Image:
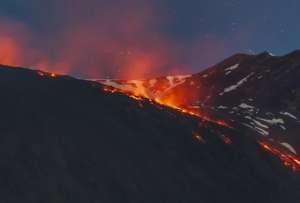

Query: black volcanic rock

[97,51,300,154]
[160,51,300,153]
[0,65,299,203]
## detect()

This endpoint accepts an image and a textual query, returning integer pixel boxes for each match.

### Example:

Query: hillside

[0,65,299,202]
[98,51,300,154]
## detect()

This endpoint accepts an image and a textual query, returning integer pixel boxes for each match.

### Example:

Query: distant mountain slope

[0,65,299,203]
[97,51,300,154]
[168,51,300,153]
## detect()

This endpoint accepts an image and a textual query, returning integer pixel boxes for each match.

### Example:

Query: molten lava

[20,68,299,173]
[101,81,231,128]
[258,139,300,171]
[101,82,300,172]
[37,71,58,78]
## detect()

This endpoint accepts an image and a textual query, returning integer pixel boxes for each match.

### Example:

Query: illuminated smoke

[0,0,234,79]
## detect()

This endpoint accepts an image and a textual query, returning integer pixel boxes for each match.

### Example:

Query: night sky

[0,0,299,78]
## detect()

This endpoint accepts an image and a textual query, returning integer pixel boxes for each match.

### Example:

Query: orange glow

[258,139,300,172]
[218,134,233,145]
[37,71,59,78]
[0,0,237,81]
[102,83,231,128]
[50,73,57,77]
[192,132,206,144]
[102,84,300,173]
[0,36,22,65]
[0,5,188,80]
[155,97,231,128]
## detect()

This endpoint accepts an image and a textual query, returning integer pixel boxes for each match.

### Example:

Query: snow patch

[245,116,269,129]
[239,103,254,110]
[242,122,269,136]
[267,51,275,56]
[219,73,254,95]
[280,112,298,120]
[244,116,269,136]
[225,64,239,72]
[225,64,239,75]
[280,125,286,130]
[217,105,228,109]
[257,117,284,125]
[281,142,297,154]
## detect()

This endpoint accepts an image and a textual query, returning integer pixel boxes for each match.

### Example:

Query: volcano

[97,51,300,156]
[0,64,299,202]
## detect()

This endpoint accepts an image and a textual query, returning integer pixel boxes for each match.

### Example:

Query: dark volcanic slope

[0,65,299,203]
[96,51,300,155]
[163,51,300,153]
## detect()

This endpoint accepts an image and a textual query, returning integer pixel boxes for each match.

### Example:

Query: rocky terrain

[98,51,300,155]
[0,65,299,202]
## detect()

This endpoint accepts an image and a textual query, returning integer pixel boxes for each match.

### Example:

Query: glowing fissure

[258,139,300,172]
[37,71,58,78]
[102,84,300,172]
[32,69,300,172]
[102,84,230,128]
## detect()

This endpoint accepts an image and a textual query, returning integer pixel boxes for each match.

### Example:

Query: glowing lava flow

[258,139,300,172]
[102,85,231,128]
[102,82,299,172]
[37,71,58,78]
[6,68,299,173]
